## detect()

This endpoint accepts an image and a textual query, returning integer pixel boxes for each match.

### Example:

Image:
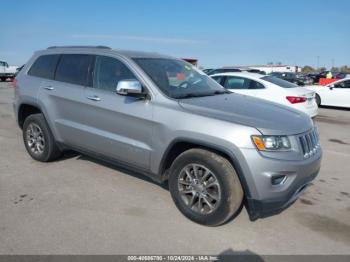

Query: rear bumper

[292,102,318,118]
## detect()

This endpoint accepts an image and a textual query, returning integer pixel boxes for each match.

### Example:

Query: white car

[211,72,318,117]
[304,78,350,108]
[0,61,18,81]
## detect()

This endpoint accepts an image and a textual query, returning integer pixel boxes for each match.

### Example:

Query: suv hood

[179,93,313,135]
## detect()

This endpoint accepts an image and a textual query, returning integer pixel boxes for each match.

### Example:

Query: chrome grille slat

[299,128,320,158]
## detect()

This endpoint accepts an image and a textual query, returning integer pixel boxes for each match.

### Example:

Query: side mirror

[116,80,144,97]
[329,84,334,90]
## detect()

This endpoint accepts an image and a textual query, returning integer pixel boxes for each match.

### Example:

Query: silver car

[13,46,322,226]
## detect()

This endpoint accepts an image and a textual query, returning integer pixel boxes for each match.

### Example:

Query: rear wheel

[315,94,321,106]
[169,148,243,226]
[23,113,61,162]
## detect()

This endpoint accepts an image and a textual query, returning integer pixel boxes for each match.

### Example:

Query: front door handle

[87,95,101,101]
[44,86,54,91]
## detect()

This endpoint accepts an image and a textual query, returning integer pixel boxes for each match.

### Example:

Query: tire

[315,94,321,107]
[23,113,61,162]
[169,148,243,226]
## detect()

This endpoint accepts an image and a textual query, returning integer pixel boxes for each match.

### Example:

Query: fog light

[271,175,287,185]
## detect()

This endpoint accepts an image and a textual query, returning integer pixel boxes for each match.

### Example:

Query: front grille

[299,128,320,158]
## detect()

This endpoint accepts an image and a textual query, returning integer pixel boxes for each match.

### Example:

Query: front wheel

[169,148,243,226]
[315,94,321,107]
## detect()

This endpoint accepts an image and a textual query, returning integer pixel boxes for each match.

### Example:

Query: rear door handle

[44,86,54,91]
[87,95,101,101]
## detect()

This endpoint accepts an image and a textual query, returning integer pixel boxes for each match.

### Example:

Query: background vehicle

[202,68,214,74]
[211,72,318,117]
[14,46,321,226]
[305,78,350,108]
[269,72,307,86]
[207,67,242,75]
[0,60,18,81]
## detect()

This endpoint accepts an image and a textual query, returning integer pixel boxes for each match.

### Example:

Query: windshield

[133,58,227,99]
[262,76,298,88]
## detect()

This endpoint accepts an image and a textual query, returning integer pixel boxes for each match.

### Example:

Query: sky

[1,0,349,68]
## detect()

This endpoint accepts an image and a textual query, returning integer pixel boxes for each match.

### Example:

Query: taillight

[11,78,17,89]
[286,96,307,104]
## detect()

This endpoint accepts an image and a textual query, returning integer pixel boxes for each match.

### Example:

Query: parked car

[296,73,313,85]
[207,67,242,75]
[0,60,18,81]
[332,72,347,80]
[246,69,266,75]
[269,72,305,86]
[211,72,318,118]
[305,78,350,108]
[202,68,214,74]
[307,71,341,84]
[14,46,322,226]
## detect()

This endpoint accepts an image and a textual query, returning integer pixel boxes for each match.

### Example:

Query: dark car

[333,72,346,79]
[202,68,214,74]
[207,67,242,75]
[269,72,306,86]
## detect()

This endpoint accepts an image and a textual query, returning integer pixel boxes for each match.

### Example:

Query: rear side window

[248,80,265,89]
[28,55,60,79]
[225,76,247,89]
[55,54,94,86]
[224,76,265,90]
[211,75,225,86]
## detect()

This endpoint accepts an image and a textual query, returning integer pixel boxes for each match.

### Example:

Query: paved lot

[0,81,349,255]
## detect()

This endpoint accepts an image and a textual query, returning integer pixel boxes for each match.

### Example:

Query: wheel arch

[17,103,42,129]
[159,138,252,199]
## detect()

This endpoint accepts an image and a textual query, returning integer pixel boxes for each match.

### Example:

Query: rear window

[28,55,60,79]
[55,54,94,86]
[262,76,297,88]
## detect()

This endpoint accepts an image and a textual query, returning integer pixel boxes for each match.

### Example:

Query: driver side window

[93,56,136,92]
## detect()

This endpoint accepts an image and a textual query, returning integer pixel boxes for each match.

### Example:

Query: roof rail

[47,45,112,50]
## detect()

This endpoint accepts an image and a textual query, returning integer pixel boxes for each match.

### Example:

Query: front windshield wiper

[175,90,231,99]
[213,90,231,95]
[175,93,211,99]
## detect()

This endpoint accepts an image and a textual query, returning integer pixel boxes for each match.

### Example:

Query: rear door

[81,55,153,170]
[37,54,95,147]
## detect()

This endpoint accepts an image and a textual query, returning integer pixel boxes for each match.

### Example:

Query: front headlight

[252,135,291,151]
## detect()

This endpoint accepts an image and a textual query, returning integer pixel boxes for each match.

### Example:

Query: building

[223,65,301,74]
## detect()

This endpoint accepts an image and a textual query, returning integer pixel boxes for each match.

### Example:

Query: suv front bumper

[237,148,322,220]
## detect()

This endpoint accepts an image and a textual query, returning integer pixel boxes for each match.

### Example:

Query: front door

[81,55,153,170]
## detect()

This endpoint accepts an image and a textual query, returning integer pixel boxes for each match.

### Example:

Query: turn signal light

[252,136,266,151]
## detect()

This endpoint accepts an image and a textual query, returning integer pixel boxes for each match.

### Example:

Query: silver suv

[14,46,322,226]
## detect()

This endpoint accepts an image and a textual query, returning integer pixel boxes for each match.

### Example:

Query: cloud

[70,34,199,44]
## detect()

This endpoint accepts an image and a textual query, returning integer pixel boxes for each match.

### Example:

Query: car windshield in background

[262,76,298,88]
[133,58,226,99]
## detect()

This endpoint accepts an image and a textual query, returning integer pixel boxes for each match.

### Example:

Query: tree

[318,67,327,72]
[301,65,315,74]
[340,66,350,74]
[331,67,340,72]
